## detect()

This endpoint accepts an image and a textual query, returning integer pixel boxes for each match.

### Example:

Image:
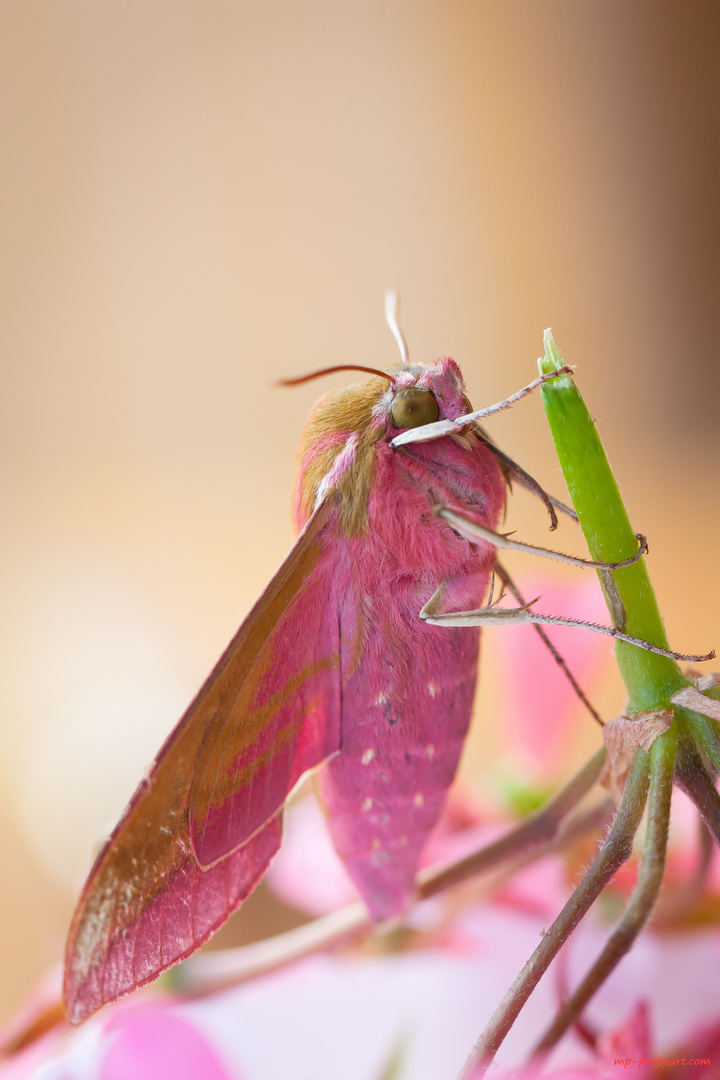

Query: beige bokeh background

[1,2,718,1023]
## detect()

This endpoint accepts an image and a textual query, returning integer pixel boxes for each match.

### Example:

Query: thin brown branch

[458,747,650,1078]
[674,738,720,848]
[530,731,675,1060]
[418,748,606,898]
[654,813,713,927]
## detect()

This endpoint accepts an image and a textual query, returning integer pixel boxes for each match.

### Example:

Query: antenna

[278,364,395,387]
[384,290,410,365]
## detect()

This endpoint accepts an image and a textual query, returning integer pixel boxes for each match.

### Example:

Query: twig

[676,707,720,775]
[530,727,675,1060]
[654,810,714,926]
[674,737,720,848]
[458,747,650,1078]
[418,749,606,898]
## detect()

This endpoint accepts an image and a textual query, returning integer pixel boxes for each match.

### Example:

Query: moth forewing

[64,496,344,1023]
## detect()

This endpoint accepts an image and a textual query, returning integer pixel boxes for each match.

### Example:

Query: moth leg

[473,423,577,529]
[494,558,604,727]
[390,366,573,449]
[528,734,674,1062]
[436,505,648,571]
[419,581,452,619]
[460,748,651,1076]
[422,599,715,664]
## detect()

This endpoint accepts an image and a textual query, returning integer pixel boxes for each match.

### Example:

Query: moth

[64,311,582,1025]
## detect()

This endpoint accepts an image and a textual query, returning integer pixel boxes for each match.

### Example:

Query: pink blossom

[99,1007,235,1080]
[489,574,611,781]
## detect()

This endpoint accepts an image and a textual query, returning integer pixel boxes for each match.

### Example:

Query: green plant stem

[538,332,687,713]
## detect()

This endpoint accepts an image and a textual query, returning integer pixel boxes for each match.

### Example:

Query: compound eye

[390,388,440,429]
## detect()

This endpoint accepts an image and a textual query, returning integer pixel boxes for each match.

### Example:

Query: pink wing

[64,496,342,1024]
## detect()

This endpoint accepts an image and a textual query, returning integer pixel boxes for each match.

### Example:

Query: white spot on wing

[362,797,373,811]
[361,748,375,765]
[427,682,437,698]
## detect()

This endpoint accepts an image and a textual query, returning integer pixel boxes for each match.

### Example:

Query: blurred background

[0,0,718,1024]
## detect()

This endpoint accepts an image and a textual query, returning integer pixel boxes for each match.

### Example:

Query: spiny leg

[433,502,650,706]
[458,748,651,1079]
[390,366,574,448]
[423,601,715,664]
[473,423,578,530]
[529,730,675,1062]
[493,558,604,728]
[437,505,648,570]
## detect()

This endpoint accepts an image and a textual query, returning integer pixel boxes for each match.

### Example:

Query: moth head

[290,356,472,533]
[379,356,470,434]
[282,357,469,435]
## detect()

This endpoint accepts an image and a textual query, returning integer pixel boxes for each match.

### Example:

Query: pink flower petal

[100,1008,235,1080]
[267,794,360,914]
[597,1000,652,1075]
[492,575,611,778]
